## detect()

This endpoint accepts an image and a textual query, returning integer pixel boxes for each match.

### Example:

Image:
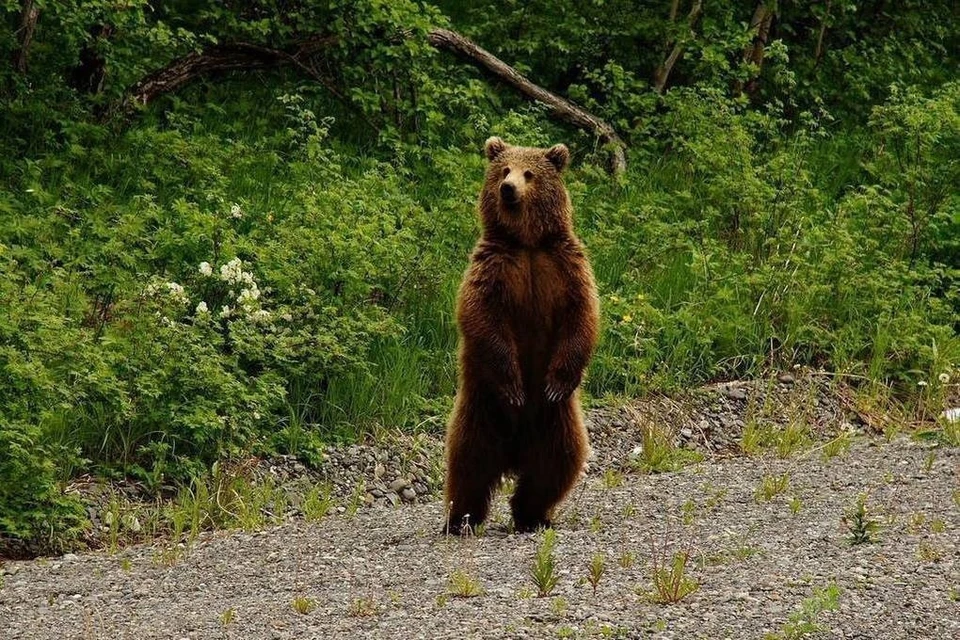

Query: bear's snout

[500,181,519,204]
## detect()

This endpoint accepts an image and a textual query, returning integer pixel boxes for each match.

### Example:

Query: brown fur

[443,137,600,534]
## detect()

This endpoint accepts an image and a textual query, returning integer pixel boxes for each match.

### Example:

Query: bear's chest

[504,250,567,324]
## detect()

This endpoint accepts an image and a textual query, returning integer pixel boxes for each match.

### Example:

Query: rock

[388,478,408,492]
[374,463,386,479]
[777,373,795,384]
[680,428,693,439]
[401,487,416,502]
[723,386,747,401]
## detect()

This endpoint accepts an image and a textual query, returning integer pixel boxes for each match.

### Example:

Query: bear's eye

[502,167,511,178]
[524,170,534,180]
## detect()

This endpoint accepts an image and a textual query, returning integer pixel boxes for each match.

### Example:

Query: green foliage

[767,583,841,640]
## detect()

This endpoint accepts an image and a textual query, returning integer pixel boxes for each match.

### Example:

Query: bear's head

[479,137,572,245]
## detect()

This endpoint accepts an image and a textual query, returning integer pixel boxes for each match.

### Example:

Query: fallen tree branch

[129,36,337,106]
[427,28,626,175]
[126,28,627,174]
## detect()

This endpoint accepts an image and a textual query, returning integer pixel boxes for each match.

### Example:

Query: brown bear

[442,136,600,534]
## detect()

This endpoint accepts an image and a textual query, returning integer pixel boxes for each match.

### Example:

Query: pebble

[778,372,796,384]
[389,478,408,492]
[401,487,416,502]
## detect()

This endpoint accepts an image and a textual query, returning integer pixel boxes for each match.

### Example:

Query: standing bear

[443,136,600,534]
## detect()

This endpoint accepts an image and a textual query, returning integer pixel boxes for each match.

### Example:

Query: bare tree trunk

[653,0,704,94]
[813,0,832,70]
[734,2,775,97]
[426,28,626,174]
[12,0,40,74]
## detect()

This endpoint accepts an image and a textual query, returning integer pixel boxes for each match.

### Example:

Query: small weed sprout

[119,557,132,572]
[922,451,936,474]
[348,596,376,617]
[590,515,603,533]
[789,496,803,515]
[603,468,623,489]
[551,596,569,616]
[587,553,605,595]
[517,586,535,600]
[917,542,943,562]
[843,495,880,545]
[768,583,841,639]
[821,432,852,460]
[448,569,484,598]
[435,594,449,607]
[220,607,237,625]
[618,551,636,569]
[629,415,703,474]
[531,528,560,597]
[755,473,790,502]
[681,499,696,525]
[302,484,333,522]
[291,596,316,615]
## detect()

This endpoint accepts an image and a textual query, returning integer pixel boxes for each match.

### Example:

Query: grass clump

[586,553,606,595]
[531,528,560,597]
[644,542,699,604]
[766,583,841,639]
[448,569,484,598]
[755,473,791,502]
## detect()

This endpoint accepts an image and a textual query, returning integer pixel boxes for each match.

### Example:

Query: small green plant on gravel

[908,512,927,533]
[348,596,376,617]
[590,514,603,533]
[949,588,959,602]
[551,596,569,616]
[531,528,560,597]
[603,468,624,489]
[755,473,790,502]
[302,484,333,522]
[930,518,946,533]
[618,551,636,569]
[644,546,699,604]
[922,451,936,474]
[789,497,803,515]
[220,607,236,625]
[843,495,881,545]
[435,593,449,607]
[917,541,943,562]
[630,419,703,474]
[153,543,187,567]
[821,432,852,460]
[623,503,637,518]
[587,553,606,595]
[953,489,960,508]
[119,557,132,572]
[681,499,696,525]
[292,596,316,615]
[704,485,728,510]
[448,569,484,598]
[556,625,575,638]
[766,583,841,639]
[346,479,366,517]
[517,586,535,600]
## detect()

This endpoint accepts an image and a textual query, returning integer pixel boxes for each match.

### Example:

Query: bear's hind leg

[443,401,508,535]
[510,400,588,532]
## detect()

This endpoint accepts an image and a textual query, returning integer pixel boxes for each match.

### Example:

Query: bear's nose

[500,182,517,201]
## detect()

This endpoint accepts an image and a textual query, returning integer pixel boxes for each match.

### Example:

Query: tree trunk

[813,0,832,70]
[12,0,40,74]
[426,28,626,175]
[735,2,775,97]
[70,24,114,94]
[653,0,704,94]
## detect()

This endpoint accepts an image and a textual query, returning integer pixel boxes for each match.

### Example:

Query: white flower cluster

[164,282,189,305]
[198,261,213,276]
[231,203,243,219]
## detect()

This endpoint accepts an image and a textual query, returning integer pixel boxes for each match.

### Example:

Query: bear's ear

[484,136,507,161]
[545,143,570,172]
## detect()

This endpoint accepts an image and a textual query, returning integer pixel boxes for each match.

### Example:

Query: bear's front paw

[544,369,581,402]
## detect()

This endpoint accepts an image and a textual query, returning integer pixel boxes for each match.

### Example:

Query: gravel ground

[2,434,958,639]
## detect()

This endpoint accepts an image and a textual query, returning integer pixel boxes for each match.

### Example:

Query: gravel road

[2,434,958,639]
